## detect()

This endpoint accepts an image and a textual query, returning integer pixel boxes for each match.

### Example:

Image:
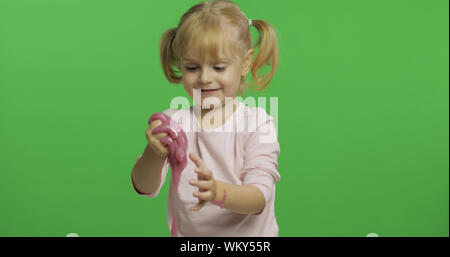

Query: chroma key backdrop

[0,0,448,237]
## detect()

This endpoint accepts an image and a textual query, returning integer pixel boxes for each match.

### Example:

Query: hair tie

[241,11,252,27]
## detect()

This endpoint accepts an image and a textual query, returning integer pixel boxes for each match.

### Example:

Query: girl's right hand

[146,120,169,157]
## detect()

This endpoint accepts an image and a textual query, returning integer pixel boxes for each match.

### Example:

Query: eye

[185,66,198,71]
[184,66,226,72]
[214,67,226,71]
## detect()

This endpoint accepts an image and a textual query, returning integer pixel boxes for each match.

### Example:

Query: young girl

[131,0,280,237]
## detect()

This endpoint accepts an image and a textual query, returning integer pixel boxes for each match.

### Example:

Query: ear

[241,49,254,77]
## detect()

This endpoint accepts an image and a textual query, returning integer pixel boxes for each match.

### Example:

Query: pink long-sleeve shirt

[131,101,281,236]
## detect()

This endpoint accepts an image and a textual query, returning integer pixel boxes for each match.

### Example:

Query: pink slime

[148,113,188,237]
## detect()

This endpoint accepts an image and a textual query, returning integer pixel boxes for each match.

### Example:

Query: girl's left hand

[188,153,217,212]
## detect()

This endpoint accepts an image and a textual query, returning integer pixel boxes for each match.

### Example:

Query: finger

[149,120,163,130]
[157,144,169,156]
[195,167,213,180]
[195,168,205,181]
[189,153,206,169]
[147,121,168,143]
[155,134,170,148]
[193,190,214,201]
[189,179,213,191]
[154,137,169,149]
[149,120,172,141]
[150,137,169,156]
[154,132,168,141]
[191,200,206,212]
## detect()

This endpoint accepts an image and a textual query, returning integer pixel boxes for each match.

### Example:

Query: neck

[197,98,239,129]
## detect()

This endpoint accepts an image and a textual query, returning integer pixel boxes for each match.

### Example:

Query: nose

[198,68,213,84]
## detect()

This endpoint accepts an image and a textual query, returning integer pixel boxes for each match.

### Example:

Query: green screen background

[0,0,448,237]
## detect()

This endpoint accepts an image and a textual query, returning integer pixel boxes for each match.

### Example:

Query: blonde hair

[159,0,279,94]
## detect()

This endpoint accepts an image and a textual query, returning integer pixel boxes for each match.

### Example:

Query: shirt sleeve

[240,114,281,215]
[131,154,170,198]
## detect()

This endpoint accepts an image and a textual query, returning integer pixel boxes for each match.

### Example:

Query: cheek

[184,84,193,98]
[221,77,241,96]
[182,77,195,98]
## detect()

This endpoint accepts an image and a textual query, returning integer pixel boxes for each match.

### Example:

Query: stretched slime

[148,113,188,237]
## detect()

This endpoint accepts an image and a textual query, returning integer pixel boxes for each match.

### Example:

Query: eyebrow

[181,57,232,63]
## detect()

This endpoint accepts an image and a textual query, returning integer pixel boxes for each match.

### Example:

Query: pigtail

[249,19,279,91]
[160,28,182,84]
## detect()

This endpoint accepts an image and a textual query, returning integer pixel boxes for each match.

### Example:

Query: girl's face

[180,49,253,109]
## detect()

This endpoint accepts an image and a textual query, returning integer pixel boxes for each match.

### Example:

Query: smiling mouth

[201,88,220,93]
[202,88,220,95]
